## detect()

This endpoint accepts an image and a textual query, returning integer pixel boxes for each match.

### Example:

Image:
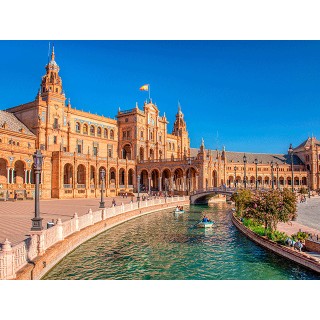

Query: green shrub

[266,230,288,244]
[250,225,266,236]
[291,231,308,241]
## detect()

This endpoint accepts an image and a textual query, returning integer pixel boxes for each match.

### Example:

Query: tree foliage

[233,188,297,233]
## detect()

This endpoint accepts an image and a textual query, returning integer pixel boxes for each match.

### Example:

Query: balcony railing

[138,157,196,164]
[63,184,72,189]
[77,184,86,189]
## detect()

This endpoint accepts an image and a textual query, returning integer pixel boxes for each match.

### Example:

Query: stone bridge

[190,187,235,204]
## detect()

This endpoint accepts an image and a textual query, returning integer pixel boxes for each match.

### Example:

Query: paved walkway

[2,194,319,248]
[0,196,135,246]
[278,196,320,237]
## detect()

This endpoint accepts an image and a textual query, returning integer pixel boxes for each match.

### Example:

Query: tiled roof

[0,111,35,136]
[293,137,320,151]
[190,147,304,165]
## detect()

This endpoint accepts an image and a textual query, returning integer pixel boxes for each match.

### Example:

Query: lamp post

[31,149,43,231]
[243,154,247,189]
[137,174,141,202]
[288,143,294,192]
[234,166,237,189]
[270,160,274,190]
[99,168,105,208]
[254,158,258,190]
[276,163,279,189]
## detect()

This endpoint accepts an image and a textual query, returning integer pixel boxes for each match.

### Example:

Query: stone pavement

[0,196,134,246]
[278,196,320,237]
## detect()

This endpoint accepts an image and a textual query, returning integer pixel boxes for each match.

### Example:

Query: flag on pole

[139,84,149,91]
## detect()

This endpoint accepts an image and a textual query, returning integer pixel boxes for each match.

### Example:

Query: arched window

[110,129,114,139]
[97,127,102,137]
[75,122,80,133]
[90,125,95,136]
[104,128,108,138]
[83,124,88,135]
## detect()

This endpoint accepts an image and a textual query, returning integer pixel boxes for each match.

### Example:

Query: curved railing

[0,196,186,280]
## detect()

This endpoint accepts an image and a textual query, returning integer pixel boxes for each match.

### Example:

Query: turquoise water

[43,204,320,280]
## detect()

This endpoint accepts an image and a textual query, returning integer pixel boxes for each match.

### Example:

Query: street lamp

[254,158,258,190]
[276,163,279,189]
[234,166,237,189]
[31,149,43,231]
[243,154,247,189]
[137,174,141,202]
[270,160,274,190]
[99,168,105,208]
[288,143,294,192]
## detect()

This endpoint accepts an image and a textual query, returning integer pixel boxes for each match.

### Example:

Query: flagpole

[149,84,151,102]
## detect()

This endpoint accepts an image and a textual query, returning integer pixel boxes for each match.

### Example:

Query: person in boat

[202,216,208,222]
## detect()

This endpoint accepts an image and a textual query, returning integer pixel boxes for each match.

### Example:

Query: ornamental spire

[51,43,55,61]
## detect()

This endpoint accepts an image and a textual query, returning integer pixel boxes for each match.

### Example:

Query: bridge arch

[190,188,234,205]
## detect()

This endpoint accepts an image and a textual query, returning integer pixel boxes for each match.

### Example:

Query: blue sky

[1,40,320,153]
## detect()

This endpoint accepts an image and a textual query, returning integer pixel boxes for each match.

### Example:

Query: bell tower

[40,45,64,99]
[172,102,190,157]
[37,45,67,152]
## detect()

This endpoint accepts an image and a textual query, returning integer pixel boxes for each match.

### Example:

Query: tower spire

[51,43,55,61]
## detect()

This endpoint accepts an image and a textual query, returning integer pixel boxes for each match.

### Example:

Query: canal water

[43,204,320,280]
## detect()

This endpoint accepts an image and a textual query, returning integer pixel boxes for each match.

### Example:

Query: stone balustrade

[0,196,186,280]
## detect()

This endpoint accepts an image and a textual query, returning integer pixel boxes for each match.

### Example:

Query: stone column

[24,169,27,184]
[7,168,10,184]
[56,218,64,241]
[101,208,107,221]
[73,212,79,231]
[88,208,94,225]
[0,239,15,280]
[183,175,186,192]
[196,174,199,191]
[125,170,128,189]
[148,177,151,192]
[11,169,14,184]
[158,176,162,192]
[170,176,174,192]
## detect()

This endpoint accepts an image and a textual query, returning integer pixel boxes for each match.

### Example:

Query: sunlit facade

[0,48,314,200]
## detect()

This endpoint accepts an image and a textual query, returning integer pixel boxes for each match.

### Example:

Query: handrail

[0,196,187,280]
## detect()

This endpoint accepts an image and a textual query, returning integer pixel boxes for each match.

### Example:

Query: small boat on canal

[196,221,214,228]
[173,206,185,214]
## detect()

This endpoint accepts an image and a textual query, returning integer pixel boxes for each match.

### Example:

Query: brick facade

[0,46,315,200]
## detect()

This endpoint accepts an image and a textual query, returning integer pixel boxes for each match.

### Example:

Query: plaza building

[0,47,315,200]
